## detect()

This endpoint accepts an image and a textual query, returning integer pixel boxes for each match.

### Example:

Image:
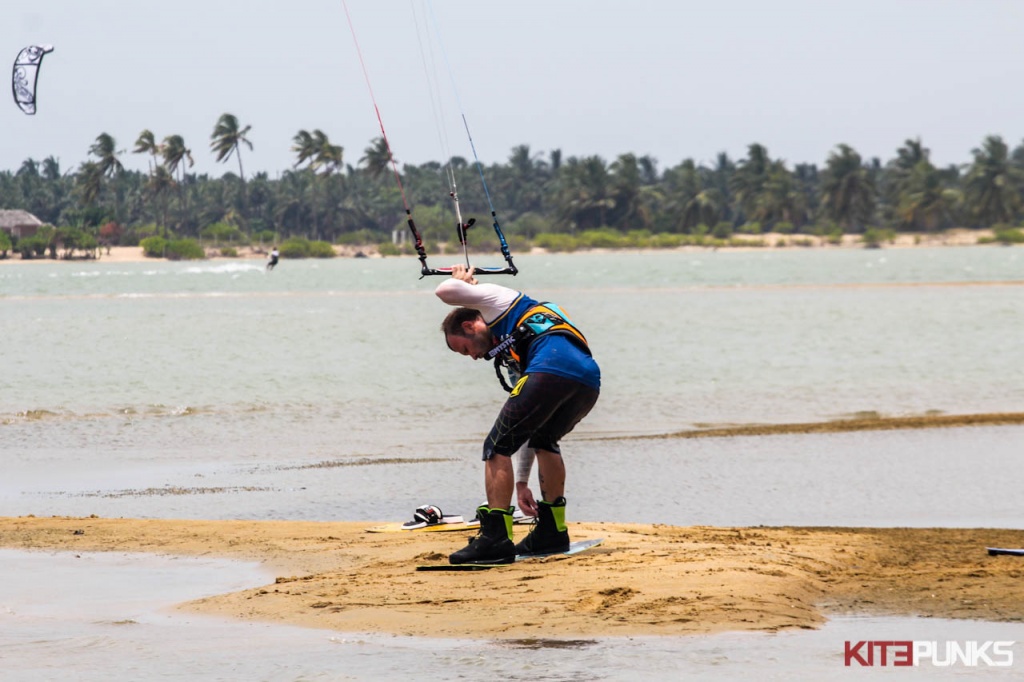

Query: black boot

[514,496,570,556]
[449,506,515,565]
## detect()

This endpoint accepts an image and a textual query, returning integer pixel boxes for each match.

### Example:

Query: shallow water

[2,248,1023,677]
[2,550,1022,681]
[2,249,1022,525]
[2,425,1022,528]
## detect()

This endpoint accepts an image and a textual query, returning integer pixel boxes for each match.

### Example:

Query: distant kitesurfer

[436,264,600,565]
[266,246,279,271]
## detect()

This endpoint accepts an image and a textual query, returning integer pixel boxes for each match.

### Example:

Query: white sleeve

[515,446,535,484]
[435,279,519,324]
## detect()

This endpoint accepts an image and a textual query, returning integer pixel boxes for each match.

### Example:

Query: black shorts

[482,372,599,460]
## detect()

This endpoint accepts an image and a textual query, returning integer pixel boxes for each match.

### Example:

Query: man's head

[441,307,492,360]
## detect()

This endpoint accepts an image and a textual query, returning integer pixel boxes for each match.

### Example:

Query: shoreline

[2,516,1022,639]
[0,228,1002,265]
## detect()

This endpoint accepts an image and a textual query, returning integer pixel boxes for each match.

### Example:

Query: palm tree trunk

[235,144,248,225]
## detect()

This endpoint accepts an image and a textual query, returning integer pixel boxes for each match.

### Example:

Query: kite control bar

[407,213,518,278]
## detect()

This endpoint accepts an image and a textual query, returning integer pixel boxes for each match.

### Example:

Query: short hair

[441,307,483,337]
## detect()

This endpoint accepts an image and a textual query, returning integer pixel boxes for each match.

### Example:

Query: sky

[4,0,1024,179]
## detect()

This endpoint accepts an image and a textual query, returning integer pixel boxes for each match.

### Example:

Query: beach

[1,516,1022,639]
[0,228,998,265]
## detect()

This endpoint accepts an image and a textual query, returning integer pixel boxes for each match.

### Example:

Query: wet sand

[1,516,1022,639]
[615,411,1024,439]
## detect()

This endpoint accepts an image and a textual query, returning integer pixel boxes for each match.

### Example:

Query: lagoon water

[2,247,1023,679]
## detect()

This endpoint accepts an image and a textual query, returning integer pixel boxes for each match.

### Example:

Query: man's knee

[526,436,561,455]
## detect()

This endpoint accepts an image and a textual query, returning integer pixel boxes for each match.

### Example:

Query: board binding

[366,509,535,534]
[415,538,604,571]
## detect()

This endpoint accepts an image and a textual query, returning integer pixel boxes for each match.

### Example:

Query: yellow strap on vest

[508,304,589,363]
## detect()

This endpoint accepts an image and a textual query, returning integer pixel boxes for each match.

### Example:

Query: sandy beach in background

[0,228,999,265]
[0,243,373,264]
[1,516,1022,639]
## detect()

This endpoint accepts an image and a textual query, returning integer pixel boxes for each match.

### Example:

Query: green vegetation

[140,235,205,259]
[279,237,336,258]
[862,228,897,248]
[165,238,205,260]
[3,119,1024,260]
[980,226,1024,245]
[200,222,247,245]
[140,236,166,258]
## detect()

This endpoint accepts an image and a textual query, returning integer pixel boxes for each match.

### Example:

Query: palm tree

[87,133,124,221]
[637,155,659,186]
[291,130,317,169]
[682,188,723,231]
[161,135,194,181]
[552,155,612,231]
[613,155,665,234]
[508,144,538,178]
[609,153,646,229]
[75,161,104,208]
[14,158,47,224]
[896,161,960,231]
[729,145,805,228]
[963,135,1023,227]
[41,156,61,181]
[314,132,344,240]
[893,138,928,174]
[133,130,163,173]
[16,159,41,208]
[17,158,39,178]
[502,144,548,215]
[663,159,702,232]
[752,162,806,228]
[145,165,175,234]
[730,144,772,223]
[162,135,194,232]
[360,137,392,179]
[820,144,876,231]
[702,152,735,224]
[876,138,929,226]
[37,156,68,225]
[291,129,343,239]
[792,163,819,226]
[245,171,275,234]
[312,130,343,173]
[210,113,253,221]
[89,133,124,178]
[210,113,252,179]
[549,149,562,173]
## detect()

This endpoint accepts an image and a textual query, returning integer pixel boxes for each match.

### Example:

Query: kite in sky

[12,45,53,115]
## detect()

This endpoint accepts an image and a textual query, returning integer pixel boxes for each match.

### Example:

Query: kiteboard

[366,519,473,534]
[415,538,604,571]
[987,547,1024,557]
[365,507,535,534]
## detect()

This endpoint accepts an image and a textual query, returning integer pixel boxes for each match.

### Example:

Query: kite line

[424,0,516,276]
[342,1,517,277]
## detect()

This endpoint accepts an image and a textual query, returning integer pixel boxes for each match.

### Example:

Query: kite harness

[486,303,591,393]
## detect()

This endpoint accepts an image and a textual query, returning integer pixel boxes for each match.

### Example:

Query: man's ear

[461,319,477,334]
